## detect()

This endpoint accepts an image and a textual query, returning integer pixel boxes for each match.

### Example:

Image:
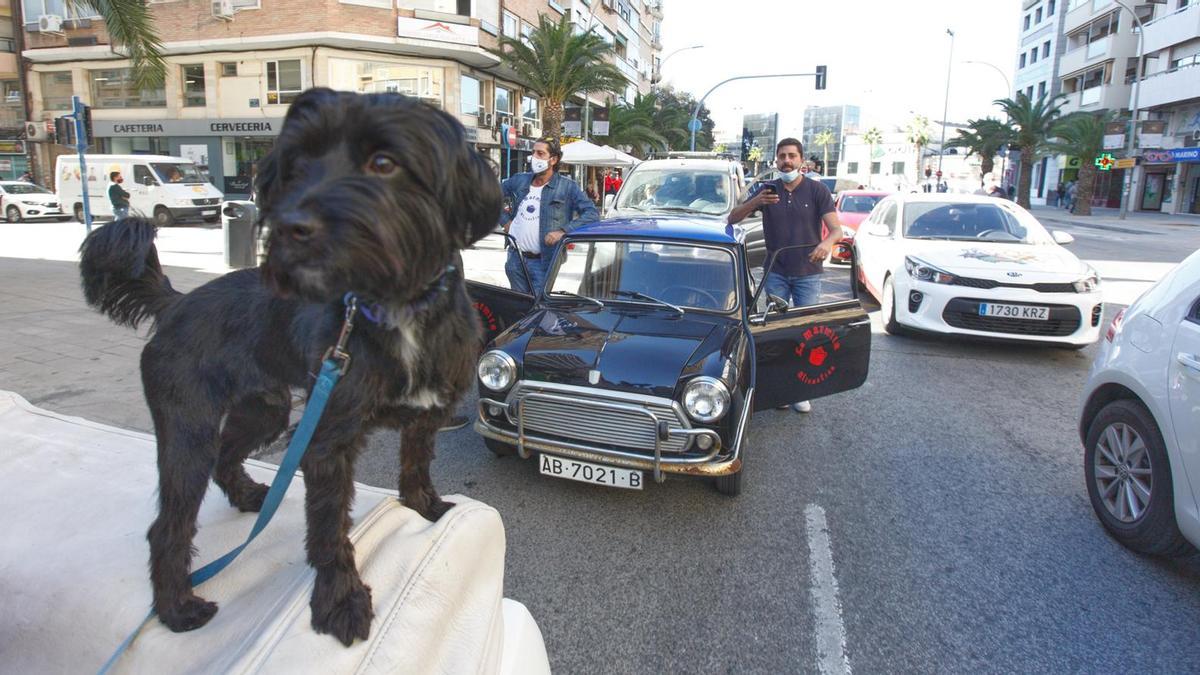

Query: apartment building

[1,0,30,179]
[1012,0,1067,202]
[19,0,663,195]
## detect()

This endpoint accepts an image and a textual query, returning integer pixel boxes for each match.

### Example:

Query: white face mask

[779,168,800,183]
[530,157,550,174]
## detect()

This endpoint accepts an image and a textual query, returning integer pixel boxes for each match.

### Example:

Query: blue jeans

[113,205,130,219]
[765,271,822,307]
[505,247,554,295]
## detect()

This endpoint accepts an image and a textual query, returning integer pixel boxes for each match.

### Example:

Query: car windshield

[547,240,738,312]
[3,184,51,195]
[616,169,732,215]
[150,162,205,184]
[838,195,882,213]
[902,201,1053,244]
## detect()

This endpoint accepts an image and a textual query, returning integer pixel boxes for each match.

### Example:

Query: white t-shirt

[509,184,544,254]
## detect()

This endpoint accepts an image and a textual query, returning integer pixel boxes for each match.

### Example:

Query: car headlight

[477,350,517,391]
[904,256,956,284]
[1073,268,1100,293]
[682,376,730,423]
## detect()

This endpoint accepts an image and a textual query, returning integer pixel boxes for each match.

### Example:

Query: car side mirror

[602,193,616,214]
[1052,230,1074,245]
[865,223,890,237]
[142,177,155,187]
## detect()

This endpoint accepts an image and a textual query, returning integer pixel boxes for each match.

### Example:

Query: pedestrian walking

[728,137,843,414]
[1066,181,1078,213]
[108,171,131,219]
[499,136,598,295]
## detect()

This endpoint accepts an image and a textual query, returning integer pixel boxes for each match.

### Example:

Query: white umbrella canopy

[561,140,638,167]
[600,145,640,167]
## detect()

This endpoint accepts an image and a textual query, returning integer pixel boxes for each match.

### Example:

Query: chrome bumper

[475,388,753,483]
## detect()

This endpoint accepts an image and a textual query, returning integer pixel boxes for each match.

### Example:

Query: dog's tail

[79,217,182,330]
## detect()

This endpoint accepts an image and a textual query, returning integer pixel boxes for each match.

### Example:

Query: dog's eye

[367,153,399,176]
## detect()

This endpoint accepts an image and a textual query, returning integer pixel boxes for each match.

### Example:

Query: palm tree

[70,1,166,87]
[498,14,627,138]
[994,92,1067,208]
[947,118,1014,186]
[1044,111,1115,216]
[862,127,883,187]
[608,93,666,158]
[905,115,932,186]
[813,129,837,176]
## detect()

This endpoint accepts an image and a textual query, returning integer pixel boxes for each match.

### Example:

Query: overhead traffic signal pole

[689,68,828,152]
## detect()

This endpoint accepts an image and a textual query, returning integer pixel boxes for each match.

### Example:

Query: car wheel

[484,437,516,458]
[58,215,73,222]
[5,205,21,223]
[880,275,906,335]
[73,204,84,222]
[1084,399,1196,558]
[203,215,220,224]
[153,206,175,228]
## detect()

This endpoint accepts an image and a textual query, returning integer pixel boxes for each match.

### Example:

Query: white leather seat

[0,390,550,674]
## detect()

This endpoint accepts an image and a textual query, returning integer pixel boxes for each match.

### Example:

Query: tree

[813,129,836,176]
[994,92,1067,208]
[61,1,166,87]
[862,127,883,187]
[654,86,714,150]
[947,118,1014,186]
[747,146,764,175]
[498,14,627,138]
[1044,111,1116,216]
[906,115,932,186]
[608,93,666,158]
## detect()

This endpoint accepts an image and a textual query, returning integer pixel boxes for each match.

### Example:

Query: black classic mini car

[466,218,871,496]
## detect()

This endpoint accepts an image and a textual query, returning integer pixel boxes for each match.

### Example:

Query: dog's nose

[273,210,318,243]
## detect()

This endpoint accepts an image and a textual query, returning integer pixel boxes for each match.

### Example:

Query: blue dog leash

[98,298,361,674]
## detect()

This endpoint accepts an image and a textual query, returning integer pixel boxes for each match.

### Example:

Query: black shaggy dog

[79,88,501,645]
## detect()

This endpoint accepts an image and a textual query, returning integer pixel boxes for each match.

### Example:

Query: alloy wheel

[1094,422,1152,523]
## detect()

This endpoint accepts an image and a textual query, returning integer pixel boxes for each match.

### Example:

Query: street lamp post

[652,44,704,85]
[1113,0,1145,220]
[936,29,955,177]
[690,72,819,151]
[964,60,1012,188]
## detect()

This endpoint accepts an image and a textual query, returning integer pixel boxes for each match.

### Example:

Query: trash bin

[221,200,258,269]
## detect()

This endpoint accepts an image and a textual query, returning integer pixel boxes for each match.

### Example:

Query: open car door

[749,245,872,411]
[464,231,536,348]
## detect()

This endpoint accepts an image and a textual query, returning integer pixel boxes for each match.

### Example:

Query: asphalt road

[4,215,1199,672]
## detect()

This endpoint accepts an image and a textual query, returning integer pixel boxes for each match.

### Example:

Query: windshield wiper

[547,290,604,309]
[611,290,685,314]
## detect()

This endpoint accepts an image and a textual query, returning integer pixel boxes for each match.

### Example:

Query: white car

[0,181,69,223]
[1079,248,1200,557]
[854,194,1102,347]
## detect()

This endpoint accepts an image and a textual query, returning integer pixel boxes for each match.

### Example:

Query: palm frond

[77,0,166,89]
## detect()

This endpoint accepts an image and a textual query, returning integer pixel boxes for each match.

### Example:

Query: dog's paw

[230,481,269,513]
[158,594,218,632]
[311,581,374,647]
[402,492,455,522]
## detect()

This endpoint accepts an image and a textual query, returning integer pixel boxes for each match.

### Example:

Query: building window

[1035,7,1042,23]
[891,161,904,174]
[870,161,880,175]
[22,0,101,23]
[1026,85,1035,98]
[221,62,238,77]
[231,0,259,7]
[1037,81,1046,98]
[847,161,858,174]
[1031,48,1038,64]
[618,0,632,22]
[266,59,303,105]
[1048,0,1055,15]
[474,0,499,34]
[90,68,166,108]
[182,64,205,107]
[521,95,539,125]
[495,84,512,120]
[520,21,533,46]
[1020,53,1027,68]
[615,34,628,59]
[39,71,73,111]
[502,11,518,38]
[460,74,482,116]
[1023,13,1030,30]
[327,59,444,106]
[407,0,469,13]
[1043,41,1051,58]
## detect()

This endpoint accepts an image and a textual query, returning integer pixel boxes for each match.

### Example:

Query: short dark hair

[534,136,562,162]
[110,171,121,181]
[776,138,803,155]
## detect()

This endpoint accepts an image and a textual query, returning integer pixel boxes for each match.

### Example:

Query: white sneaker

[791,400,812,413]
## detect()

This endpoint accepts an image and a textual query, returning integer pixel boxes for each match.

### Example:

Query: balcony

[1136,63,1200,109]
[1058,29,1137,76]
[1059,81,1132,114]
[1142,2,1200,54]
[1064,0,1115,33]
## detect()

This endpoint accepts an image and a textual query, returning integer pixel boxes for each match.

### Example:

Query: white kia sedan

[1079,248,1200,557]
[854,194,1102,347]
[0,181,69,222]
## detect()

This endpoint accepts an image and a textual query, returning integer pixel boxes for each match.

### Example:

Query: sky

[658,0,1022,140]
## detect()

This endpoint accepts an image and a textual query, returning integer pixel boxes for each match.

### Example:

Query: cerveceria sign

[94,118,283,137]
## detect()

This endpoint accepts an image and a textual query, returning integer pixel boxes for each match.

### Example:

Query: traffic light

[80,104,93,146]
[814,65,827,90]
[53,116,75,146]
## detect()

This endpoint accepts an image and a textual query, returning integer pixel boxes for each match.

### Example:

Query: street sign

[1094,153,1115,171]
[1114,158,1136,169]
[688,118,702,132]
[507,125,518,147]
[935,170,943,178]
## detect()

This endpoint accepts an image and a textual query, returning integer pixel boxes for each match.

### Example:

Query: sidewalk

[1029,204,1200,231]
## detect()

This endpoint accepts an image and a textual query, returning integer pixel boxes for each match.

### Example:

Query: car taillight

[1105,307,1125,342]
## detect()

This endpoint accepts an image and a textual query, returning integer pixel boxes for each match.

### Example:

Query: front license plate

[539,454,643,490]
[979,302,1049,320]
[202,209,217,216]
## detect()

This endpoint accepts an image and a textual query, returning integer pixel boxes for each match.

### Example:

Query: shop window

[266,60,303,105]
[182,64,205,107]
[90,68,166,108]
[461,75,482,116]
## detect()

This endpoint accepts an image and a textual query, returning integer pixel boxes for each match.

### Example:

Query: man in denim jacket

[499,137,599,294]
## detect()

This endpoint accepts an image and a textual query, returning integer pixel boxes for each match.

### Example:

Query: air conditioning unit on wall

[212,0,234,21]
[37,14,64,34]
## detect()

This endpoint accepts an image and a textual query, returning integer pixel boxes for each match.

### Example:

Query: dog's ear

[447,145,502,248]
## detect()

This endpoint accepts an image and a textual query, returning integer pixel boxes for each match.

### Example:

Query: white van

[55,154,224,226]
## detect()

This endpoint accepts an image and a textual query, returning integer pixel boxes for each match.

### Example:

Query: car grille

[507,382,692,453]
[942,298,1082,337]
[952,276,1077,293]
[192,198,220,206]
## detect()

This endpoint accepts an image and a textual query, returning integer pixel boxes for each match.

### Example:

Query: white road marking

[805,503,851,675]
